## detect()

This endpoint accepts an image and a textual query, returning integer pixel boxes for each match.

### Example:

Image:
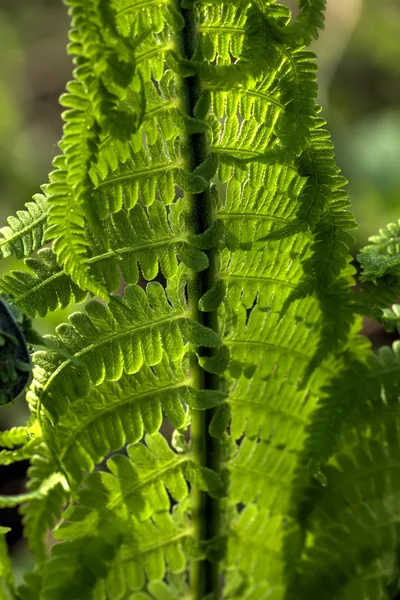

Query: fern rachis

[0,1,399,599]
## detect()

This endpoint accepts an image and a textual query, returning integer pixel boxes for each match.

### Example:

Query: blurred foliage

[0,1,69,224]
[324,0,400,246]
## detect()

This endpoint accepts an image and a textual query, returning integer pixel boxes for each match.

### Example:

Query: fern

[0,525,13,598]
[0,194,48,260]
[284,344,400,599]
[290,0,327,44]
[0,1,400,599]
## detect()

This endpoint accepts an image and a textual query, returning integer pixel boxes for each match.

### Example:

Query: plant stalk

[174,3,221,599]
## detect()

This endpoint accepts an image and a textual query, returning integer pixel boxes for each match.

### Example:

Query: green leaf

[0,526,13,590]
[194,90,211,120]
[179,244,209,272]
[0,194,48,260]
[209,404,231,438]
[183,320,221,347]
[165,5,185,31]
[198,281,226,312]
[184,464,223,492]
[165,51,195,77]
[30,283,187,422]
[175,170,209,194]
[192,154,218,183]
[0,426,33,449]
[185,389,227,410]
[187,220,222,250]
[47,357,190,485]
[198,346,230,375]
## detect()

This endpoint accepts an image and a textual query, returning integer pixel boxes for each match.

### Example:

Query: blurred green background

[0,0,399,579]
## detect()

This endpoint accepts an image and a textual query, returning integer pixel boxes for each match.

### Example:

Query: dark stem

[174,3,221,599]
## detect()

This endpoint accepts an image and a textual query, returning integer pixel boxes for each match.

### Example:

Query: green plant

[1,1,400,599]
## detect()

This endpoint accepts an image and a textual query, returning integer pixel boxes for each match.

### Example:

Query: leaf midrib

[116,0,165,16]
[96,162,180,189]
[119,527,192,563]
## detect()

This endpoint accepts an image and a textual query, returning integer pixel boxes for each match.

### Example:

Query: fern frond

[274,47,318,157]
[302,184,357,287]
[215,67,356,322]
[40,516,188,600]
[1,200,196,318]
[0,438,40,466]
[219,300,355,594]
[29,274,225,422]
[269,158,356,374]
[355,219,400,324]
[290,0,326,44]
[93,136,181,218]
[287,456,400,599]
[20,443,69,562]
[206,41,362,587]
[0,426,33,449]
[94,81,181,196]
[55,434,190,540]
[0,247,87,318]
[208,14,355,369]
[113,0,167,36]
[218,163,355,382]
[225,506,284,598]
[284,341,400,599]
[382,304,400,332]
[224,299,324,446]
[45,96,103,298]
[0,458,68,564]
[303,342,400,468]
[0,524,13,595]
[39,526,122,600]
[0,194,48,260]
[205,6,318,159]
[299,275,362,381]
[266,124,341,238]
[46,357,190,486]
[263,126,356,314]
[0,472,67,510]
[103,200,185,281]
[199,4,247,62]
[46,0,148,298]
[200,4,364,588]
[224,336,400,599]
[39,434,218,600]
[359,219,400,282]
[29,280,192,421]
[228,438,296,513]
[210,53,355,360]
[102,510,189,598]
